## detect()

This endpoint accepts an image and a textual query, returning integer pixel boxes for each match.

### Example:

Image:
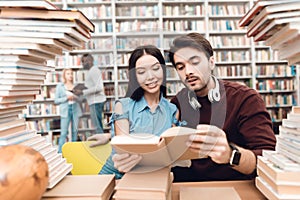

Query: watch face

[229,143,241,166]
[232,150,241,165]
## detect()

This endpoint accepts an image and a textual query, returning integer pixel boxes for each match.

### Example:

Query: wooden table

[172,180,266,200]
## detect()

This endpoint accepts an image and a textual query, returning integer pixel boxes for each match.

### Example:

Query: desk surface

[172,180,266,200]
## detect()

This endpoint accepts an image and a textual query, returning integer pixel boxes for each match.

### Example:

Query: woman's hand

[87,133,111,147]
[112,153,142,173]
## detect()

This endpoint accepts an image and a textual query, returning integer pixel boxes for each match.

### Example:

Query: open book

[110,126,207,167]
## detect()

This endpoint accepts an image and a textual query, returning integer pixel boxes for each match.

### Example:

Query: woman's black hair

[125,45,167,101]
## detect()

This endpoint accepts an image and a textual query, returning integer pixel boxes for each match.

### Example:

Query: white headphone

[188,75,220,110]
[188,90,201,110]
[208,75,220,103]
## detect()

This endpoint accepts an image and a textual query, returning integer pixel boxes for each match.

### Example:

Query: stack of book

[255,106,300,200]
[113,167,173,200]
[239,0,300,65]
[0,0,94,189]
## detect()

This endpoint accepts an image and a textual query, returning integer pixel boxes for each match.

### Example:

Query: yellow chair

[62,141,112,175]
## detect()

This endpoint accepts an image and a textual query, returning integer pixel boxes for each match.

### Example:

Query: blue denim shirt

[100,96,183,179]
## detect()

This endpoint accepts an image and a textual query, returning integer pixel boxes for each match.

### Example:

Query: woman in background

[54,68,82,153]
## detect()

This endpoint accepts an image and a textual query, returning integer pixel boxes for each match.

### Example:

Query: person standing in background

[54,68,82,153]
[81,53,106,134]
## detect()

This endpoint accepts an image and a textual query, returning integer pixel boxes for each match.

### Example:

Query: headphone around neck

[188,75,220,110]
[208,75,220,103]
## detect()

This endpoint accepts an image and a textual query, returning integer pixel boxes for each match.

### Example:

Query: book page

[161,127,208,161]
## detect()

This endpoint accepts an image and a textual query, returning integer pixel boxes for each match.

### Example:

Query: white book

[0,0,58,10]
[0,130,36,146]
[43,148,58,161]
[0,62,52,72]
[0,31,82,48]
[19,134,43,147]
[48,157,68,176]
[262,150,300,171]
[256,177,300,200]
[282,118,300,129]
[48,163,73,189]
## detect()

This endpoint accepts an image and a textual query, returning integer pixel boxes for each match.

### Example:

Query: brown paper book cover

[114,167,172,200]
[42,175,115,200]
[180,187,241,200]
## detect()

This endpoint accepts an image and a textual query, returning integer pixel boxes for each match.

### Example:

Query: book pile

[113,167,173,200]
[255,106,300,200]
[239,0,300,65]
[0,0,94,189]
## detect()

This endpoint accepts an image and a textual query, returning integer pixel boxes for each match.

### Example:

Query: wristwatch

[229,143,241,166]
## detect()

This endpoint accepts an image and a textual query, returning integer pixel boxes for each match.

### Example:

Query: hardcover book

[110,126,208,167]
[113,167,172,200]
[257,166,300,195]
[42,175,115,200]
[265,22,300,49]
[256,177,300,200]
[238,0,296,27]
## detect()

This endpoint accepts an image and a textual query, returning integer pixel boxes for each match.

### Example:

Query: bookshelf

[48,0,298,134]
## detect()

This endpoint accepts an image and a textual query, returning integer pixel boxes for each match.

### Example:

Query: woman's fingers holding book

[112,153,142,172]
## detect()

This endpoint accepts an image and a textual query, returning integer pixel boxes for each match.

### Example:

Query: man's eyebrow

[174,61,183,67]
[189,55,200,61]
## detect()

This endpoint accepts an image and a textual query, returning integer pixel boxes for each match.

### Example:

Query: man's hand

[112,153,142,173]
[187,124,232,164]
[87,133,111,147]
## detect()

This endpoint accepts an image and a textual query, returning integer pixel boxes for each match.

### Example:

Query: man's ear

[209,56,215,70]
